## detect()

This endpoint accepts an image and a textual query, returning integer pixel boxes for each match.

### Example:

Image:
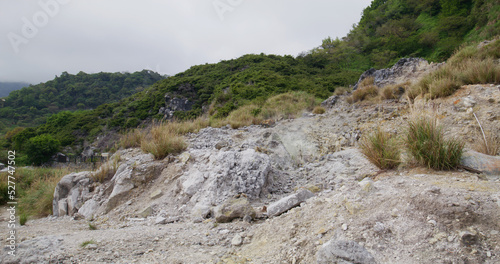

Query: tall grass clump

[260,91,318,120]
[91,153,120,183]
[359,128,401,169]
[405,115,464,170]
[474,130,500,156]
[408,38,500,99]
[14,168,70,218]
[226,104,263,129]
[120,128,145,149]
[347,77,379,103]
[141,122,187,160]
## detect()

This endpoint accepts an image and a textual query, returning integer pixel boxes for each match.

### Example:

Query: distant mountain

[0,82,30,97]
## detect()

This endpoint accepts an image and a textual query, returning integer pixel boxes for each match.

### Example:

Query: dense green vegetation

[1,0,498,166]
[0,70,165,133]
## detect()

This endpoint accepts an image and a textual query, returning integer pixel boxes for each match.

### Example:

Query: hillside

[0,70,165,133]
[0,82,30,97]
[1,0,499,164]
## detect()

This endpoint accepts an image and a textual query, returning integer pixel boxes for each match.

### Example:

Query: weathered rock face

[53,172,93,217]
[353,58,443,90]
[53,149,166,218]
[158,95,194,119]
[180,148,273,208]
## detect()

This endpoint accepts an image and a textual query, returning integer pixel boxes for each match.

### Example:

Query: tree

[26,134,60,166]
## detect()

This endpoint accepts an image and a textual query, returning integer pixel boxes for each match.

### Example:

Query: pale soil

[1,84,500,264]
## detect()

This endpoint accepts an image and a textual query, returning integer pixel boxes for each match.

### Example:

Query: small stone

[150,190,163,199]
[86,244,97,250]
[231,235,243,246]
[427,186,441,194]
[487,251,492,257]
[155,216,167,225]
[373,222,385,233]
[460,231,478,246]
[342,224,348,231]
[428,220,437,226]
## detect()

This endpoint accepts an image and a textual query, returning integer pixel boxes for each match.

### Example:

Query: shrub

[348,77,378,103]
[141,122,187,160]
[26,134,61,166]
[359,128,401,169]
[312,106,326,115]
[405,115,464,170]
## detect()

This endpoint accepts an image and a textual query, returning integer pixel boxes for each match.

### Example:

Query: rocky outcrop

[52,172,93,217]
[53,149,166,218]
[158,95,194,119]
[353,58,443,90]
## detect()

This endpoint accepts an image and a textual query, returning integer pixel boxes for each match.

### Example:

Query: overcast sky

[0,0,372,84]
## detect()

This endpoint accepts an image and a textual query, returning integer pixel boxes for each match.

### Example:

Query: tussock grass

[226,104,263,129]
[91,153,120,183]
[474,131,500,156]
[359,128,401,169]
[312,106,326,115]
[18,173,65,217]
[348,77,378,103]
[405,115,464,170]
[379,82,410,100]
[408,39,500,99]
[214,91,318,129]
[260,91,318,120]
[333,86,352,96]
[141,122,187,160]
[120,128,145,149]
[80,240,97,248]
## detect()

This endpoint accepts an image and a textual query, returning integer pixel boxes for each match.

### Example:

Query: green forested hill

[310,0,500,69]
[2,0,499,164]
[0,70,166,131]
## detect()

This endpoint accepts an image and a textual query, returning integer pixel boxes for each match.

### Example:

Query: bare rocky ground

[2,80,500,263]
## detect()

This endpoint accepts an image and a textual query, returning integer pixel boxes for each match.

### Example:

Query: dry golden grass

[141,122,187,160]
[91,153,120,183]
[347,77,379,103]
[120,128,145,149]
[225,104,263,129]
[474,131,500,156]
[333,86,352,96]
[312,106,326,114]
[408,39,500,99]
[379,81,410,100]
